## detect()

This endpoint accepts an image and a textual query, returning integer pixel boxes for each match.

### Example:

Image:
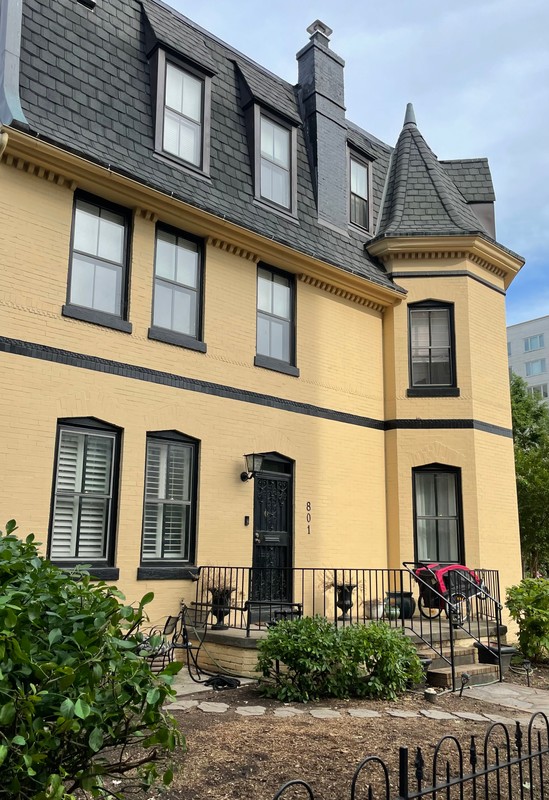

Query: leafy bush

[0,521,183,799]
[507,577,549,661]
[256,616,422,702]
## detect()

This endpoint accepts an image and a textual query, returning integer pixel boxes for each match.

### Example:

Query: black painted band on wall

[0,336,513,438]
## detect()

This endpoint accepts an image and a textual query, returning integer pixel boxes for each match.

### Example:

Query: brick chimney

[297,21,347,232]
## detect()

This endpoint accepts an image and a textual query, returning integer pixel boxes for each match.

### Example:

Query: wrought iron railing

[272,713,549,799]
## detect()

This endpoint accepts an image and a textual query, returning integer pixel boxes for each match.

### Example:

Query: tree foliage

[0,521,183,800]
[507,578,549,661]
[510,375,549,575]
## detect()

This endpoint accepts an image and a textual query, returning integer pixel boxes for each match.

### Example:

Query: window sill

[62,305,132,333]
[153,151,211,182]
[148,327,207,353]
[254,354,299,377]
[253,197,299,224]
[137,566,200,581]
[53,563,120,581]
[407,387,460,398]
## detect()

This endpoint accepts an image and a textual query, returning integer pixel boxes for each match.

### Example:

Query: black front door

[252,459,292,603]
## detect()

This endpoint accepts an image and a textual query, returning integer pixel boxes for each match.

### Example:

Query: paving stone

[482,713,515,725]
[420,709,458,721]
[273,707,305,718]
[197,701,230,714]
[348,709,381,718]
[165,699,199,711]
[235,706,266,716]
[309,708,341,719]
[387,710,419,718]
[453,712,490,722]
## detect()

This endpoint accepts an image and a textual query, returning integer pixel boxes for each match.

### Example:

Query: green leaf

[163,768,174,786]
[88,727,104,753]
[48,628,62,646]
[146,688,160,706]
[140,592,155,607]
[12,735,26,746]
[0,745,8,766]
[0,701,16,725]
[5,520,17,535]
[60,698,74,719]
[74,699,91,719]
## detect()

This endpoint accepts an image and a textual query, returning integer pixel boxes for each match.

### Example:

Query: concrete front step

[428,661,500,688]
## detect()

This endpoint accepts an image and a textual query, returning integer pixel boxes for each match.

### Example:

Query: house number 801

[306,501,312,534]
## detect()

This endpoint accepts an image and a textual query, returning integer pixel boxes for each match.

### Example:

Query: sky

[170,0,549,326]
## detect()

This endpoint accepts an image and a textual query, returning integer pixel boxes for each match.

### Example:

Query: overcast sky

[171,0,548,326]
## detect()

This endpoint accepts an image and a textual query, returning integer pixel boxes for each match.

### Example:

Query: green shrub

[256,616,422,702]
[0,521,183,799]
[507,577,549,661]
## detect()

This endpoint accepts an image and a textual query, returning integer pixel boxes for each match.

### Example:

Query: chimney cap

[306,20,333,42]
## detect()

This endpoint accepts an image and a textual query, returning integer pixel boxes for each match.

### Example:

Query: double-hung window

[349,155,370,230]
[524,334,544,352]
[50,420,120,566]
[148,226,206,352]
[64,195,131,332]
[526,358,546,377]
[255,265,299,376]
[141,433,197,564]
[163,61,204,167]
[260,115,291,209]
[413,466,463,563]
[408,302,458,396]
[528,384,548,399]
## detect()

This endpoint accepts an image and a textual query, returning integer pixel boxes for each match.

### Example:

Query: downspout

[0,0,28,126]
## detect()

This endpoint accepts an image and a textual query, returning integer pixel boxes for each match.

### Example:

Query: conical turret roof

[377,104,489,237]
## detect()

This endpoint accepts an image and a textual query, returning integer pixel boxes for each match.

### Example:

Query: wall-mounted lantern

[240,453,264,482]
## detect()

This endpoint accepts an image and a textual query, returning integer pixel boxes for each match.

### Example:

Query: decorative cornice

[1,150,76,189]
[207,237,259,262]
[298,274,385,312]
[135,207,158,223]
[367,235,523,290]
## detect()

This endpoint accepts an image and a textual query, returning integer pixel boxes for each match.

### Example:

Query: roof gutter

[0,0,28,126]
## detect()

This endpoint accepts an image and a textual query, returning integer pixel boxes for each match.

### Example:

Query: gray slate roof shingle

[377,108,490,238]
[440,159,496,203]
[12,0,507,291]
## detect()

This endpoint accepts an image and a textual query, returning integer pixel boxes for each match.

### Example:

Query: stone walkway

[166,673,548,727]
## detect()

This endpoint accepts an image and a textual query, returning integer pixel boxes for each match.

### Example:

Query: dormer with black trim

[235,61,301,217]
[141,0,216,176]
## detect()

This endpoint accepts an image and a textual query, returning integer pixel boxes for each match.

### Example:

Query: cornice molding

[135,207,158,223]
[1,126,404,309]
[2,149,76,190]
[298,274,385,312]
[367,235,523,289]
[207,236,259,262]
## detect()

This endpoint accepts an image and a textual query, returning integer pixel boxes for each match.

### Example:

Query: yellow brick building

[0,0,523,631]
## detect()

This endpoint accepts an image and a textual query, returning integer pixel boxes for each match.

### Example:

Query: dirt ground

[117,664,549,800]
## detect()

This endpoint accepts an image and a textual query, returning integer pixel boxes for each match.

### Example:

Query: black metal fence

[272,713,549,799]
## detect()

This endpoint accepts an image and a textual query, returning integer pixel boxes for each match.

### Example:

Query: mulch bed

[112,666,549,800]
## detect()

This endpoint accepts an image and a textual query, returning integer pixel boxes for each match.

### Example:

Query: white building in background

[507,315,549,402]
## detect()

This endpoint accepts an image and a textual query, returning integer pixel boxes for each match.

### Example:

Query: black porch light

[241,453,264,482]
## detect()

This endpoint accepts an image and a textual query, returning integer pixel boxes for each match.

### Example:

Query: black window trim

[412,463,465,565]
[255,262,299,376]
[253,105,298,217]
[407,300,459,397]
[64,191,133,332]
[148,222,207,353]
[139,430,200,573]
[47,416,122,571]
[348,147,373,233]
[153,48,212,176]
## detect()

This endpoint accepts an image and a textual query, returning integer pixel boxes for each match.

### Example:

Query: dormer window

[349,154,370,230]
[253,108,297,215]
[153,51,211,174]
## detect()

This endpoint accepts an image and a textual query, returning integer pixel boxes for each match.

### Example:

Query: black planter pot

[385,590,416,620]
[474,642,517,673]
[209,587,234,630]
[335,583,357,620]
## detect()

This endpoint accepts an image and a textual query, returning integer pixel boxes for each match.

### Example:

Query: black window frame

[412,464,464,565]
[254,263,299,377]
[407,300,459,397]
[138,430,199,580]
[254,106,298,216]
[62,192,132,334]
[148,222,207,353]
[48,417,122,579]
[348,150,372,232]
[153,49,212,176]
